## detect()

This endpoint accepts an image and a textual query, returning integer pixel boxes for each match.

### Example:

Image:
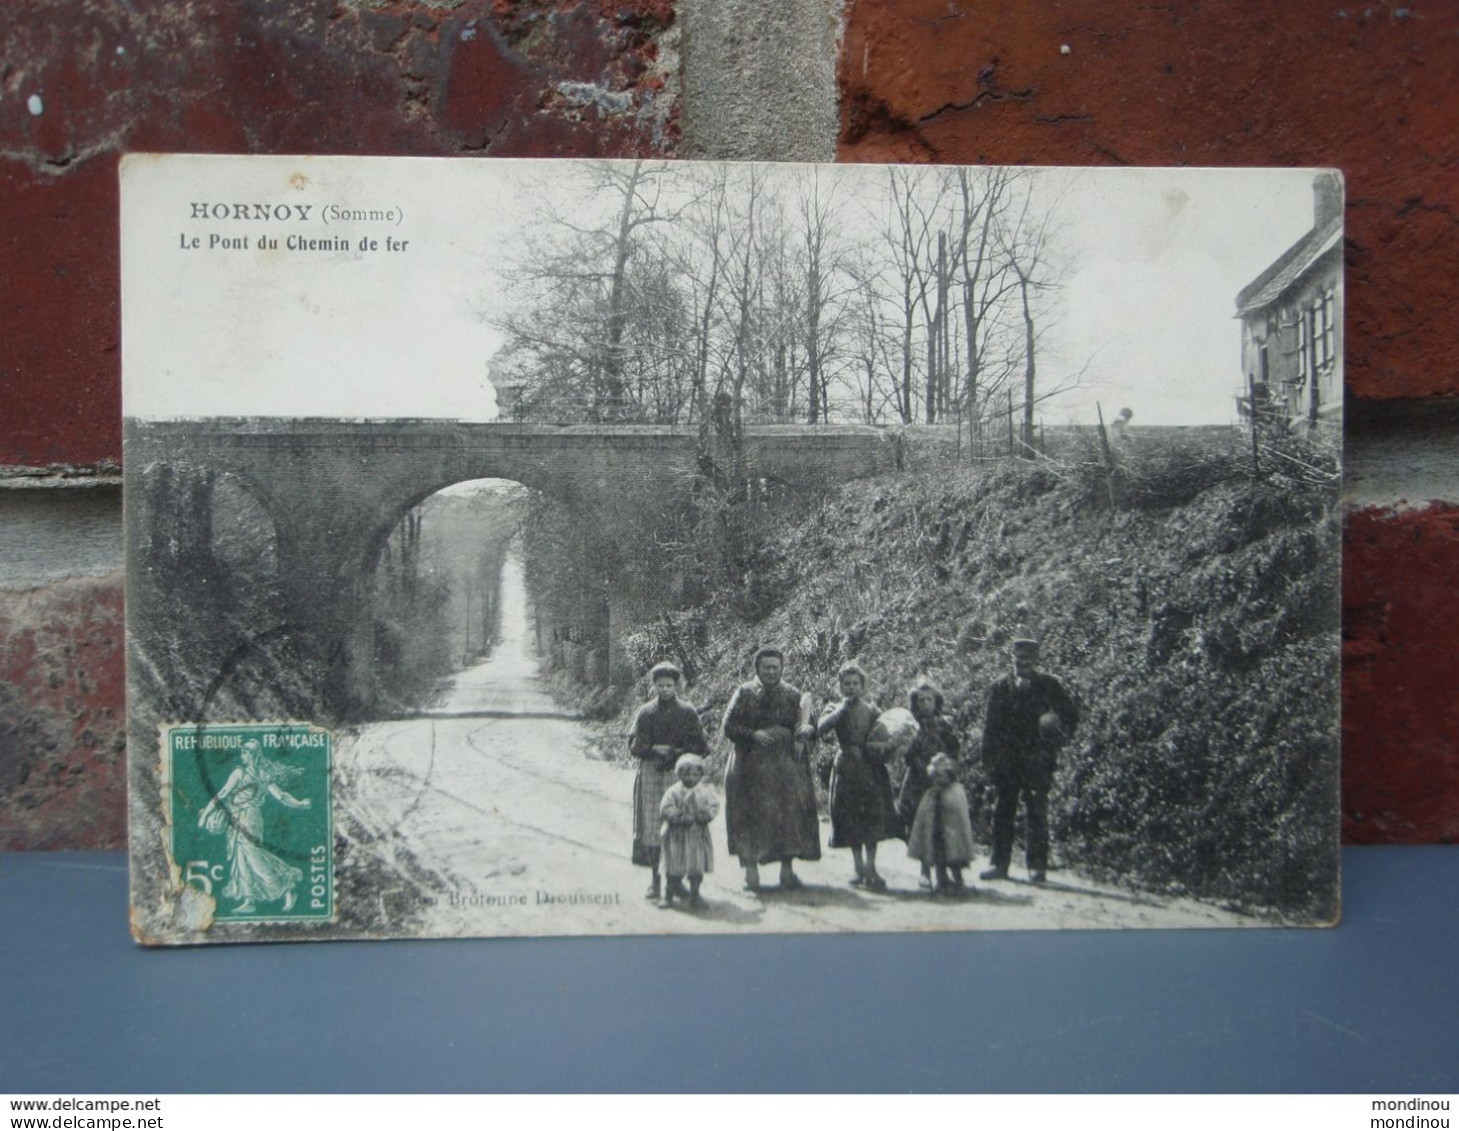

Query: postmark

[166,723,334,924]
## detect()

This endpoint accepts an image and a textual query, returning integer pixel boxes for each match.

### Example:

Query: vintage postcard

[122,154,1342,943]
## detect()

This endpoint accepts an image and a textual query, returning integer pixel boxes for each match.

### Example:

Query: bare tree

[674,166,729,429]
[951,167,1024,451]
[847,268,906,423]
[796,168,839,423]
[493,161,683,422]
[999,178,1063,456]
[875,166,939,424]
[723,164,764,439]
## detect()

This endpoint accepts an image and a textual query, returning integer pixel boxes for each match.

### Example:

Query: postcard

[122,154,1341,942]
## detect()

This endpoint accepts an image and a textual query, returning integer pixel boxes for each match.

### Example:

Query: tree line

[490,161,1070,449]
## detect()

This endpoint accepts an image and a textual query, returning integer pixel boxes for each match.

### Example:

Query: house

[1234,171,1343,429]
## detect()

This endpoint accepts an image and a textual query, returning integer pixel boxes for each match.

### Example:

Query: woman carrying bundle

[817,662,899,891]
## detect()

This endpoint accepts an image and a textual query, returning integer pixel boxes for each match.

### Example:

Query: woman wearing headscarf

[722,646,821,892]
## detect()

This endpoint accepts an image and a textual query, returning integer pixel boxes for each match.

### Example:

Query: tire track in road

[345,714,632,862]
[397,721,437,828]
[461,717,624,808]
[372,754,617,861]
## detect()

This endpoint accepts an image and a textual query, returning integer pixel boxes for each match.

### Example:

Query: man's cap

[1011,638,1041,651]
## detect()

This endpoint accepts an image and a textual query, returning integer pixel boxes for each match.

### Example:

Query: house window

[1298,310,1310,383]
[1320,289,1336,369]
[1313,298,1327,370]
[1309,288,1337,374]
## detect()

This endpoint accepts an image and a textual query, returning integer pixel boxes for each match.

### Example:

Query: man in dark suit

[979,639,1079,884]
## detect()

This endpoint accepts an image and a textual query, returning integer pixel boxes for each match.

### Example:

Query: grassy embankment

[604,427,1341,921]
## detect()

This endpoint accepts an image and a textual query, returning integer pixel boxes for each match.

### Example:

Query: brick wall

[2,0,1454,847]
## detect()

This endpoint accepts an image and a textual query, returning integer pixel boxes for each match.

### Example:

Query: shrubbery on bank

[604,427,1340,921]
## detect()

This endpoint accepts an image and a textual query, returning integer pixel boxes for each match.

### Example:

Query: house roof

[1234,216,1342,317]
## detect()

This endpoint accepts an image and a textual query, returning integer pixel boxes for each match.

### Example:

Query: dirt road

[336,554,1259,938]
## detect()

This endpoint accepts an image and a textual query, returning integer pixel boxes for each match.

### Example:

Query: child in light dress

[658,753,718,910]
[907,753,976,896]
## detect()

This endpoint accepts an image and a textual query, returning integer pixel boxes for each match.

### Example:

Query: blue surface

[1,846,1455,1093]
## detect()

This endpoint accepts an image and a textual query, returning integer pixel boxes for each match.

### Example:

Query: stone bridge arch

[124,419,895,721]
[361,470,616,696]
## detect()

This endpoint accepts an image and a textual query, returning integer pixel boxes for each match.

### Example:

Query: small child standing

[658,753,718,910]
[907,753,976,896]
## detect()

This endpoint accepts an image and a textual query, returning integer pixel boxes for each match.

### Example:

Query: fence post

[1096,402,1118,508]
[1006,388,1014,458]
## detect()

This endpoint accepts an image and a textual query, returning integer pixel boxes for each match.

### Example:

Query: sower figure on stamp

[722,646,821,892]
[979,639,1079,885]
[197,739,311,914]
[628,661,710,901]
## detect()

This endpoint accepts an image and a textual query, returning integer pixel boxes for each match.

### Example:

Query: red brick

[839,0,1459,403]
[0,160,120,469]
[1344,505,1459,844]
[0,577,126,850]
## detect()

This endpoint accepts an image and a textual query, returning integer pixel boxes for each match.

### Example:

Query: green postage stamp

[167,724,333,924]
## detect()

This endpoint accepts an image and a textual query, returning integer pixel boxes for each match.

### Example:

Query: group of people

[627,639,1078,909]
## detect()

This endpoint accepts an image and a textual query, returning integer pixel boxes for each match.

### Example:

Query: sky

[122,156,1324,427]
[1045,167,1318,425]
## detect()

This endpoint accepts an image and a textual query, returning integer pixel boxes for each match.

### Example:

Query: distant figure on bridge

[628,661,709,903]
[722,647,821,892]
[1109,407,1134,443]
[657,753,718,910]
